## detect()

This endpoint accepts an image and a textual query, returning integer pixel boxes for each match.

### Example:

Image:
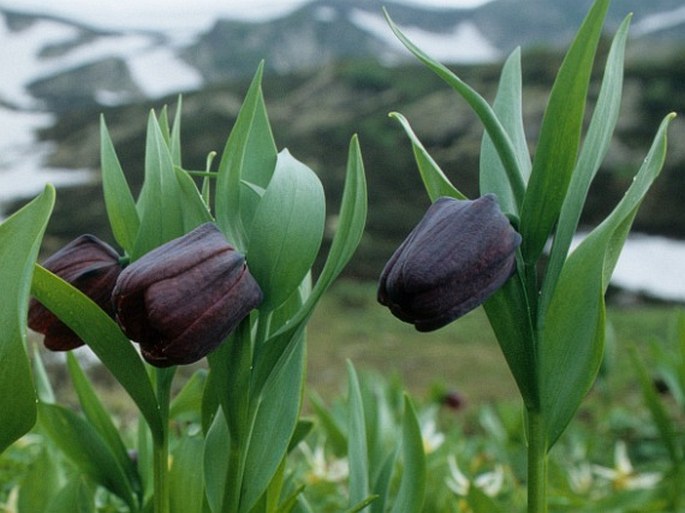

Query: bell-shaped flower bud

[112,222,263,367]
[28,235,123,351]
[378,194,521,332]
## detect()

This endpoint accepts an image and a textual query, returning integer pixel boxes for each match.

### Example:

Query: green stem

[527,409,548,513]
[153,436,170,513]
[152,367,175,513]
[221,321,255,513]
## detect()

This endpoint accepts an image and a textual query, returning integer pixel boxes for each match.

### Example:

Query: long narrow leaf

[240,336,306,513]
[38,403,136,510]
[170,96,183,166]
[519,0,611,262]
[31,265,163,444]
[44,476,96,513]
[483,270,538,409]
[540,15,632,318]
[347,362,370,510]
[389,112,466,201]
[169,433,205,513]
[389,396,426,513]
[629,346,682,465]
[480,47,531,215]
[100,116,140,254]
[0,185,54,453]
[66,353,141,498]
[215,63,266,250]
[132,112,186,258]
[384,10,525,207]
[539,113,675,448]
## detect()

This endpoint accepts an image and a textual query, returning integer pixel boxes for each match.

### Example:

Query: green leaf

[173,165,214,229]
[384,10,524,207]
[539,113,675,448]
[170,368,207,422]
[66,352,141,498]
[480,47,531,215]
[629,346,682,465]
[0,185,54,454]
[247,149,325,311]
[44,476,96,513]
[389,112,465,201]
[215,63,268,250]
[30,265,163,444]
[170,433,206,513]
[237,84,278,233]
[38,402,136,510]
[100,116,140,254]
[132,111,187,259]
[483,270,538,409]
[389,396,426,513]
[251,136,366,396]
[170,97,183,167]
[519,0,611,263]
[240,337,306,513]
[288,419,315,453]
[32,344,56,405]
[204,408,230,513]
[540,15,631,318]
[346,362,370,510]
[308,392,347,457]
[344,497,378,513]
[18,446,62,513]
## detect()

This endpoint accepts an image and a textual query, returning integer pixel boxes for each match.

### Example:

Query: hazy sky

[0,0,495,30]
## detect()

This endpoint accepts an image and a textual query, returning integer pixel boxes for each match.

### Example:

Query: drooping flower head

[28,235,123,350]
[378,194,521,331]
[112,222,263,367]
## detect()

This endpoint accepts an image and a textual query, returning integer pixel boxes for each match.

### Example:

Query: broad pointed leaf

[0,185,54,453]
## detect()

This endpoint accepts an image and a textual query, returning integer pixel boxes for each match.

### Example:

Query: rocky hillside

[30,47,685,279]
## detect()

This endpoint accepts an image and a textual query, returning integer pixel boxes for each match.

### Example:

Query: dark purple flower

[378,194,521,332]
[441,390,466,412]
[112,223,263,367]
[28,235,123,351]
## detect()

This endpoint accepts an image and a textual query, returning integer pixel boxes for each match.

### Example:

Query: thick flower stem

[527,409,548,513]
[153,437,170,513]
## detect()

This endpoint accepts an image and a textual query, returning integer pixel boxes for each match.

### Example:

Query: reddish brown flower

[112,223,263,367]
[378,195,521,332]
[28,235,123,350]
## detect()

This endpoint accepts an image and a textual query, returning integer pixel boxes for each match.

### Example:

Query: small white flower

[592,441,662,491]
[299,442,349,484]
[421,417,445,454]
[568,462,594,495]
[445,455,470,496]
[445,455,504,498]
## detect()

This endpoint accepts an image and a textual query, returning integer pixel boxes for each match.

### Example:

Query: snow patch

[608,235,685,302]
[127,46,204,98]
[0,107,92,216]
[349,8,500,64]
[315,6,338,23]
[632,5,685,36]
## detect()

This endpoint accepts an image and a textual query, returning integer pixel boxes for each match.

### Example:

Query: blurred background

[1,0,684,402]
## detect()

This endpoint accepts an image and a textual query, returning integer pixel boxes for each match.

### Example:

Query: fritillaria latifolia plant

[0,65,432,513]
[378,0,675,511]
